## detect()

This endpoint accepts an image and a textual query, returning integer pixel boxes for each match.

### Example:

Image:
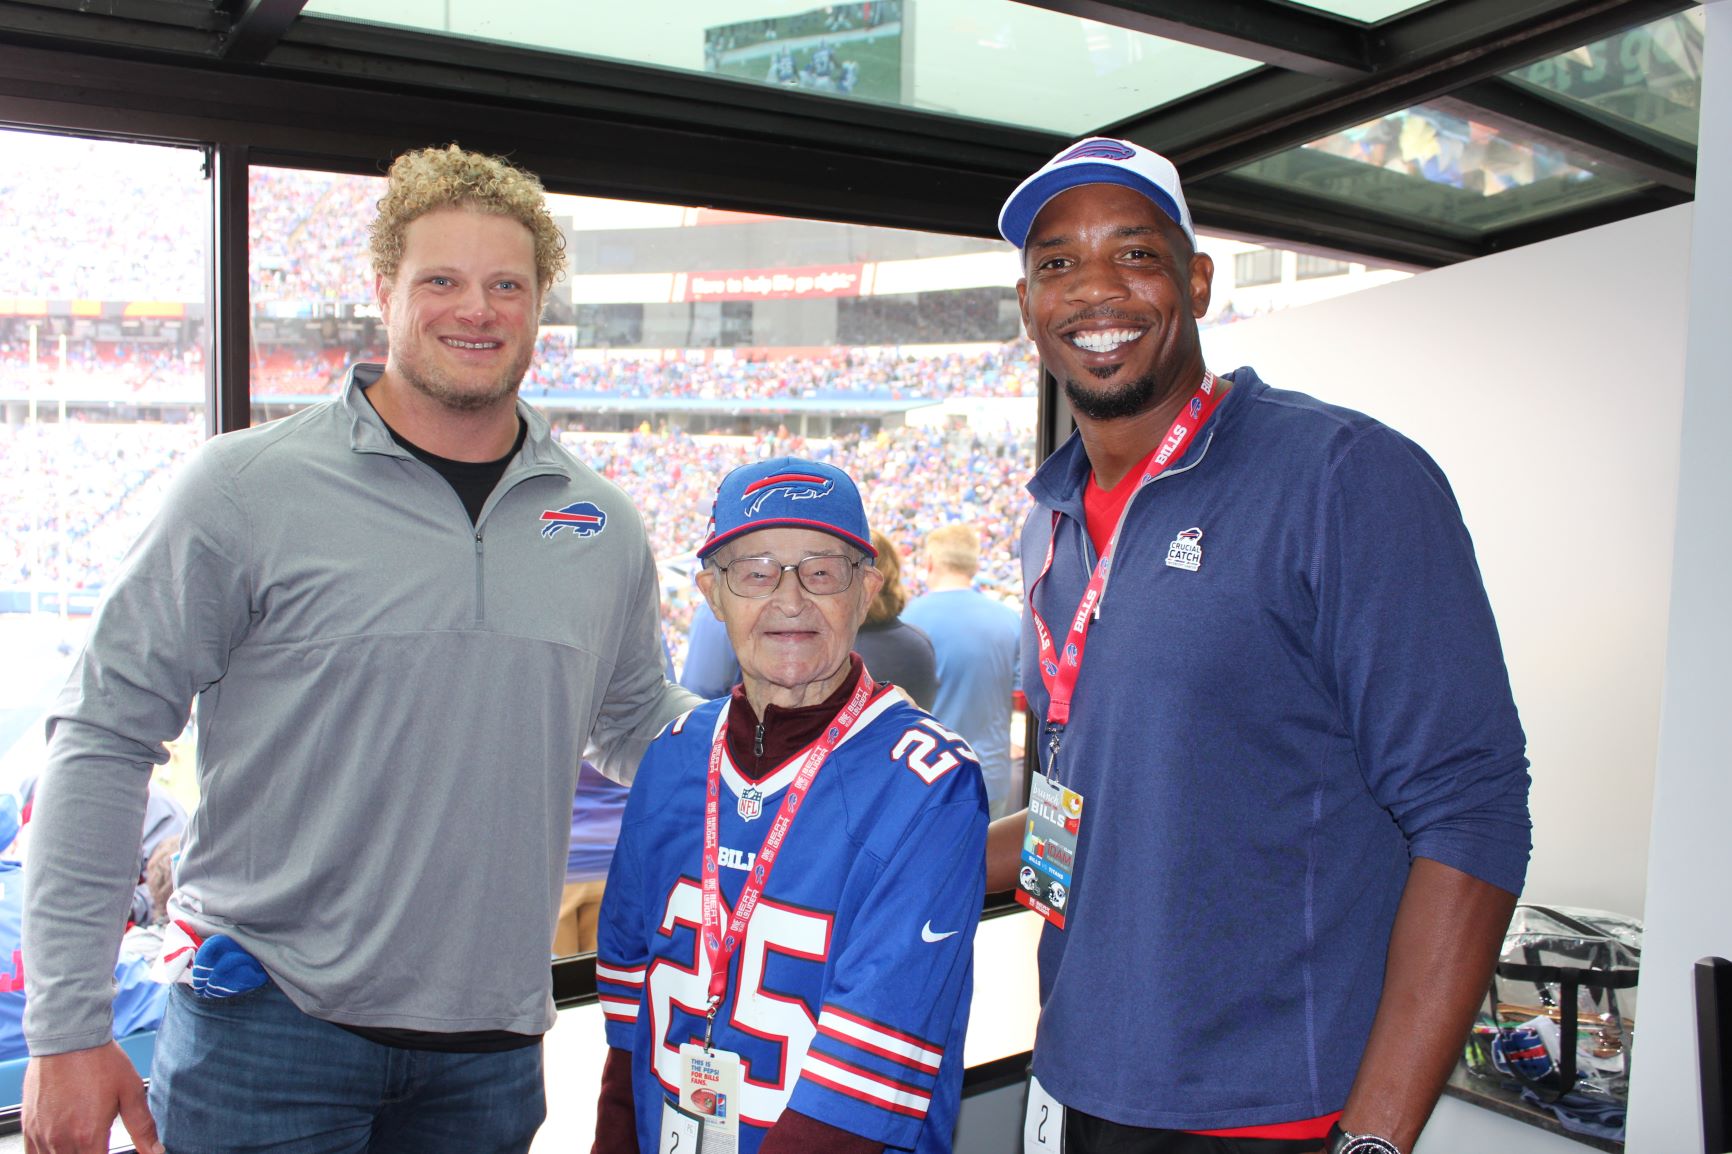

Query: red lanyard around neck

[1028,372,1221,744]
[699,672,879,1032]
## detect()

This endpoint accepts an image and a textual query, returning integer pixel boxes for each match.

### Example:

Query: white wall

[1201,204,1693,921]
[1625,1,1732,1149]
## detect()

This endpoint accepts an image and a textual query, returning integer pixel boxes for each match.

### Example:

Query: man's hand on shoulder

[23,1042,163,1154]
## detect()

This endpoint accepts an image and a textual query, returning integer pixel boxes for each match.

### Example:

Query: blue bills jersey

[597,686,988,1153]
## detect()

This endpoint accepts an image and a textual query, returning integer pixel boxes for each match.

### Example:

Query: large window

[0,127,209,1100]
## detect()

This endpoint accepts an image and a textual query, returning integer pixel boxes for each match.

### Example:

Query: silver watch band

[1328,1125,1403,1154]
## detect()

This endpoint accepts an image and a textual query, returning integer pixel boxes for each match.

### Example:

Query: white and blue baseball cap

[697,456,875,560]
[998,137,1195,250]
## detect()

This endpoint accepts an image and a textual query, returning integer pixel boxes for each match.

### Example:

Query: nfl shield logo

[737,786,763,821]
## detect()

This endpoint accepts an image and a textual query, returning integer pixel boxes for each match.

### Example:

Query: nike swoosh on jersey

[920,921,958,943]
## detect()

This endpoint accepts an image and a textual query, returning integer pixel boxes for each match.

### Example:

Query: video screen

[705,1,904,104]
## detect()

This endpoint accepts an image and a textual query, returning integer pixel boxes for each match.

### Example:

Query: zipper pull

[754,721,765,759]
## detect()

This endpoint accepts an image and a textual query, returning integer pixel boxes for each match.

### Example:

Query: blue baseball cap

[697,457,875,561]
[999,137,1195,250]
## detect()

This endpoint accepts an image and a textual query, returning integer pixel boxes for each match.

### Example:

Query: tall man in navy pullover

[986,139,1531,1154]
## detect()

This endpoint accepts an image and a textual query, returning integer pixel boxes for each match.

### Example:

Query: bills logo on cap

[743,472,833,517]
[1057,140,1136,163]
[540,501,607,539]
[1166,527,1204,573]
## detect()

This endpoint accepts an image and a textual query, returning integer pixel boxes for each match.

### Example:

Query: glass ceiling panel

[1229,104,1645,237]
[1506,7,1705,146]
[301,0,1258,135]
[1282,0,1438,22]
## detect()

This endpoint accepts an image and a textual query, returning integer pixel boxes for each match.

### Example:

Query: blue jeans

[149,983,546,1154]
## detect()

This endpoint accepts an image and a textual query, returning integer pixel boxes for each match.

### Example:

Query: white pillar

[1626,3,1732,1149]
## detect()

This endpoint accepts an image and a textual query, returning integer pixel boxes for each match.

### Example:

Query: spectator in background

[903,523,1022,819]
[0,794,167,1064]
[852,529,938,709]
[19,774,186,932]
[556,765,626,957]
[680,597,740,700]
[559,634,685,958]
[118,835,180,966]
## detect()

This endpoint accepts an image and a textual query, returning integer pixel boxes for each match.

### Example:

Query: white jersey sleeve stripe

[598,995,640,1022]
[817,1008,943,1071]
[596,962,646,986]
[801,1053,931,1119]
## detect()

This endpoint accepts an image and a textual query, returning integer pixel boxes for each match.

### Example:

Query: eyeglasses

[714,554,864,599]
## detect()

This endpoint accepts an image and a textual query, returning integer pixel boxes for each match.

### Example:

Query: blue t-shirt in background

[903,588,1021,817]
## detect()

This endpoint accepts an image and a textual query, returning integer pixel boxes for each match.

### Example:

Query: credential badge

[1165,527,1203,572]
[737,785,763,821]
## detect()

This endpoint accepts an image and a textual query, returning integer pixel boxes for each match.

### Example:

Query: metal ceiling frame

[0,0,1701,266]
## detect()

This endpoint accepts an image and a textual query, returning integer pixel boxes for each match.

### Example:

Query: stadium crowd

[1,334,1040,401]
[0,136,206,302]
[561,421,1031,668]
[522,338,1037,399]
[249,169,379,304]
[2,410,1030,668]
[0,418,200,592]
[0,337,202,400]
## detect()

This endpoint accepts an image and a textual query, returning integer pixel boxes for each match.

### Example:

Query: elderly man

[990,139,1530,1154]
[25,144,695,1154]
[594,457,988,1154]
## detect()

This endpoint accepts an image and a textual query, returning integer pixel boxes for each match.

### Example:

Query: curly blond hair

[368,143,567,296]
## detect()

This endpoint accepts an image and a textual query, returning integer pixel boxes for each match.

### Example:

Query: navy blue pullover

[1019,368,1530,1130]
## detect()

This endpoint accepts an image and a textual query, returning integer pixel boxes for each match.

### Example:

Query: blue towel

[189,934,268,998]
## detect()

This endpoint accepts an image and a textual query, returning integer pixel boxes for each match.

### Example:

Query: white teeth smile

[444,338,499,350]
[1069,329,1143,353]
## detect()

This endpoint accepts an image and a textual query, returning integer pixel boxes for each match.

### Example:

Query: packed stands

[522,340,1038,400]
[0,136,206,301]
[560,422,1032,671]
[0,419,200,590]
[2,409,1032,671]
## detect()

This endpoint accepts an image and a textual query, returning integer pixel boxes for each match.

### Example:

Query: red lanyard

[700,672,879,1032]
[1028,373,1221,746]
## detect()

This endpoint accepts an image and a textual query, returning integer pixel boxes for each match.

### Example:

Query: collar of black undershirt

[725,654,865,782]
[369,395,527,526]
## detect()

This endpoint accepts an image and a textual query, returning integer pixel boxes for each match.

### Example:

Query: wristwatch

[1326,1123,1402,1154]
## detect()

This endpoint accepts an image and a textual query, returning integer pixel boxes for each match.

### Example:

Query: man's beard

[1063,367,1160,422]
[396,342,531,414]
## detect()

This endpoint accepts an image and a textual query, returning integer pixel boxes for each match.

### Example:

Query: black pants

[1064,1107,1326,1154]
